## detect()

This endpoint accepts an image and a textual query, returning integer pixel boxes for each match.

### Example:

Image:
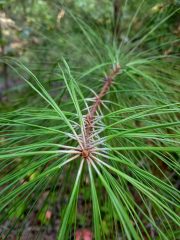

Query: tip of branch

[113,63,121,74]
[109,63,121,79]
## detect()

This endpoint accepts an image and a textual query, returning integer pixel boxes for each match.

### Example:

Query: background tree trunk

[0,25,8,91]
[113,0,122,40]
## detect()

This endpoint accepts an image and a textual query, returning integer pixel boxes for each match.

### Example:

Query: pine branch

[81,64,121,158]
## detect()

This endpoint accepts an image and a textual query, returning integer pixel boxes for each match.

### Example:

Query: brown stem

[90,64,121,118]
[84,64,121,144]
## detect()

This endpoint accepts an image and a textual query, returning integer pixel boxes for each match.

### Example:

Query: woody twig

[81,64,121,158]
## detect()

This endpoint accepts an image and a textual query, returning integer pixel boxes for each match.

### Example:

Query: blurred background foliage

[0,1,179,239]
[0,0,179,77]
